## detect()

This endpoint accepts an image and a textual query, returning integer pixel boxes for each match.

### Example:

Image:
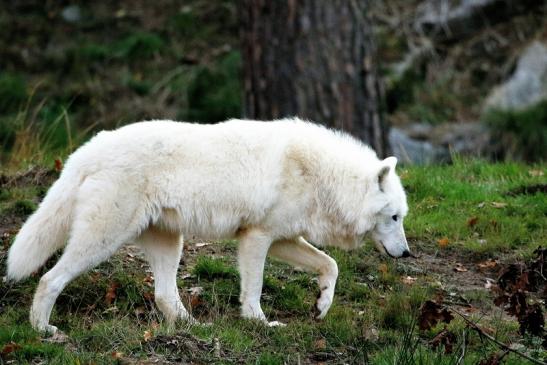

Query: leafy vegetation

[483,100,547,161]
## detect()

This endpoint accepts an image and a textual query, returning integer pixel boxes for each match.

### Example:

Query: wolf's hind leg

[30,223,134,334]
[139,228,193,324]
[268,237,338,319]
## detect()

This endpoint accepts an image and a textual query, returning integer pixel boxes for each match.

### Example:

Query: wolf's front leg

[238,229,281,326]
[268,237,338,319]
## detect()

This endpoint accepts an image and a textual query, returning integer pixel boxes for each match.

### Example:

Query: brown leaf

[143,291,155,302]
[143,274,154,287]
[105,282,119,305]
[477,259,497,270]
[54,158,63,172]
[491,202,507,208]
[111,351,124,359]
[418,300,454,331]
[454,263,468,272]
[437,237,449,248]
[402,276,417,285]
[378,263,388,275]
[143,330,153,342]
[1,342,21,355]
[314,338,327,350]
[188,286,205,309]
[429,328,457,354]
[467,216,479,227]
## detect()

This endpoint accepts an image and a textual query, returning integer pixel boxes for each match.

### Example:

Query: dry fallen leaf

[418,300,454,331]
[429,328,457,354]
[528,169,544,177]
[143,274,154,287]
[188,286,205,308]
[437,237,449,248]
[467,216,479,227]
[402,276,417,285]
[195,242,211,248]
[454,263,468,272]
[111,351,124,359]
[378,263,388,275]
[477,259,497,270]
[105,282,119,305]
[1,341,21,355]
[54,158,63,172]
[491,202,507,208]
[314,338,327,350]
[143,330,153,342]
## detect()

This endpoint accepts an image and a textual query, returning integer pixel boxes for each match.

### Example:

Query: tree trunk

[240,0,388,156]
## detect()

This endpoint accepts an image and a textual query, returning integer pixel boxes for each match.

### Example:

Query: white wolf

[7,118,410,333]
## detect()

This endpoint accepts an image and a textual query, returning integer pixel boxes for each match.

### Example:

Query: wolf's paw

[315,286,334,319]
[37,324,59,337]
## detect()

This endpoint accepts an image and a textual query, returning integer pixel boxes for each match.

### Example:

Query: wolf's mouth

[379,241,396,258]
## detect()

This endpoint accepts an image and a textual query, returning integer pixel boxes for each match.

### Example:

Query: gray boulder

[484,41,547,111]
[389,122,491,164]
[414,0,540,42]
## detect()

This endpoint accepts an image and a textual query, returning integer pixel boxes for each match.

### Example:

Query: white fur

[6,118,409,332]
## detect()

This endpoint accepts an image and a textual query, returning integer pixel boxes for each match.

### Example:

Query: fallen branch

[449,307,546,365]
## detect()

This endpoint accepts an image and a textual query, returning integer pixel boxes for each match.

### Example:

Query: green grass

[403,158,546,256]
[0,159,545,363]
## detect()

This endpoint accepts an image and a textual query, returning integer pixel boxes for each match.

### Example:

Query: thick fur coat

[7,118,410,332]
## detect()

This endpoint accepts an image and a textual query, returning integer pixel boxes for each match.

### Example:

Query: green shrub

[113,32,165,60]
[483,100,547,161]
[185,51,242,123]
[0,72,27,113]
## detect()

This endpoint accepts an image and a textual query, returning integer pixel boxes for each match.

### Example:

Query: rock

[414,0,540,42]
[389,126,449,165]
[484,41,547,111]
[61,5,82,24]
[389,122,491,164]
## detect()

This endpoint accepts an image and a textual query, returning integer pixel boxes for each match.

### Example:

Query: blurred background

[0,0,545,167]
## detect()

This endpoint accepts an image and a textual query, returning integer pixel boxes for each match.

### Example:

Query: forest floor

[0,159,545,364]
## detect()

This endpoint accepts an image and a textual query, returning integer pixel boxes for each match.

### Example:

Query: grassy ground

[0,159,545,364]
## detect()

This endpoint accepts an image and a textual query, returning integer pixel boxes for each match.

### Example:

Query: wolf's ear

[378,157,397,190]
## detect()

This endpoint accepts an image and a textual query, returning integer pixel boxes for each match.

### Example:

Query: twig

[456,328,466,365]
[449,307,546,365]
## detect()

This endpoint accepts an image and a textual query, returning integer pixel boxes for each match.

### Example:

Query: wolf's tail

[7,173,79,282]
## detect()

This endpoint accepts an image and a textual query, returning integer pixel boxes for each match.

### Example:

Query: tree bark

[240,0,388,156]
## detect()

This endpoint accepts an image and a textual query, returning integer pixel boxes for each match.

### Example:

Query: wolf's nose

[401,250,411,258]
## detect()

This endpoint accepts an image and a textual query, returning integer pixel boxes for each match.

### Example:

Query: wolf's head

[368,157,411,258]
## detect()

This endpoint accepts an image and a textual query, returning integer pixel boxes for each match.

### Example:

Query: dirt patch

[506,184,547,196]
[142,332,244,364]
[412,251,497,293]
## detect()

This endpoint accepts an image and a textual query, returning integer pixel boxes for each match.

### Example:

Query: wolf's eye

[392,215,398,221]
